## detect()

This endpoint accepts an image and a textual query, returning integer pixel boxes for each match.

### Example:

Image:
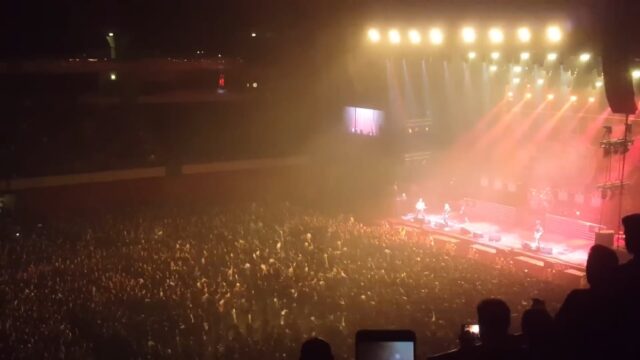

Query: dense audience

[0,204,571,359]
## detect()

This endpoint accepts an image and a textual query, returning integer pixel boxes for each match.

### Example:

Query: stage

[398,212,604,269]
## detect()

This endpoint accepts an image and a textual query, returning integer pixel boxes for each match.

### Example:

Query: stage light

[537,78,545,85]
[525,92,532,99]
[517,27,532,43]
[489,64,498,72]
[408,29,422,44]
[570,95,578,102]
[520,52,530,61]
[108,32,114,37]
[513,78,521,85]
[546,25,563,43]
[513,65,523,73]
[109,72,117,81]
[467,51,477,60]
[579,53,591,63]
[367,28,381,43]
[429,28,444,45]
[251,32,257,37]
[589,97,596,103]
[632,69,640,79]
[547,52,558,62]
[461,27,476,44]
[388,29,401,44]
[490,51,500,60]
[595,80,604,88]
[547,94,555,100]
[488,28,504,44]
[507,91,514,99]
[252,82,258,88]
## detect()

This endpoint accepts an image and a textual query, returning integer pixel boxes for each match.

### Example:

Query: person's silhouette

[522,299,557,360]
[299,337,334,360]
[555,244,618,360]
[616,214,640,358]
[429,298,525,360]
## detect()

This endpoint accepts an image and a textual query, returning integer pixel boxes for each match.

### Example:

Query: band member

[415,198,426,219]
[534,220,544,249]
[443,203,451,226]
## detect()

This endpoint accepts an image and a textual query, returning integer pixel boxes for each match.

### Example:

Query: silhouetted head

[477,298,511,344]
[521,307,554,341]
[622,214,640,256]
[586,244,618,288]
[300,337,334,360]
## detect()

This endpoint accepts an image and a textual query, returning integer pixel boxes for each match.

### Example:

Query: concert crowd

[1,204,638,359]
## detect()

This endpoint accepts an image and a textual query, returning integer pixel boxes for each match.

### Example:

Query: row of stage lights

[367,25,564,46]
[506,91,597,104]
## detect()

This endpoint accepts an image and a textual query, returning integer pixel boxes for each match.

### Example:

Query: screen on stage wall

[344,106,384,136]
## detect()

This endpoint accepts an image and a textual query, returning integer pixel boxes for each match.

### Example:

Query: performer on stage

[443,203,451,226]
[415,198,426,219]
[534,220,544,250]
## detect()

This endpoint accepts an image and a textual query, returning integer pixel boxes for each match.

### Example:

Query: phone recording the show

[356,330,416,360]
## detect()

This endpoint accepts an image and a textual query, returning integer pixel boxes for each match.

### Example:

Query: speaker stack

[602,0,638,115]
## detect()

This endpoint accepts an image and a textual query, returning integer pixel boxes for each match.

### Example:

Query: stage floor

[401,213,593,267]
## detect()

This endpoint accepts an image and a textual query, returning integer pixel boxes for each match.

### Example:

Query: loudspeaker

[595,230,615,247]
[601,0,638,115]
[602,54,637,114]
[488,234,502,243]
[539,246,554,255]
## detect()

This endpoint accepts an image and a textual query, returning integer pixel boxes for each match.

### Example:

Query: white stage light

[537,78,545,85]
[513,78,521,85]
[520,52,530,61]
[546,25,563,43]
[429,28,444,45]
[589,97,596,103]
[461,27,476,44]
[467,51,477,60]
[368,28,381,43]
[547,94,555,100]
[570,95,578,102]
[408,29,422,44]
[490,51,500,60]
[595,80,604,88]
[388,29,401,44]
[109,72,117,81]
[513,65,523,73]
[488,28,504,44]
[547,52,558,62]
[525,92,532,99]
[579,53,591,63]
[517,27,532,43]
[489,64,498,72]
[632,69,640,79]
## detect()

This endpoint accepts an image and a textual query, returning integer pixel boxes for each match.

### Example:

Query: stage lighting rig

[429,28,444,45]
[462,27,476,44]
[517,27,532,43]
[408,29,422,45]
[546,25,563,43]
[368,28,381,43]
[388,29,401,44]
[489,28,504,44]
[579,53,592,63]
